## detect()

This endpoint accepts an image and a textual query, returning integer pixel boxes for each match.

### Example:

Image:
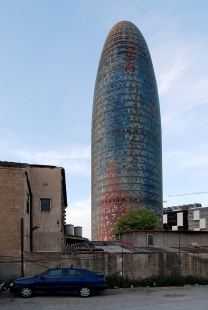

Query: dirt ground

[1,285,208,310]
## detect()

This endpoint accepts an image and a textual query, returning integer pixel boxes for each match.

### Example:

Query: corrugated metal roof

[62,241,208,254]
[63,241,168,254]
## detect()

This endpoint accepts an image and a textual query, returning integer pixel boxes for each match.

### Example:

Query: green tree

[115,206,158,234]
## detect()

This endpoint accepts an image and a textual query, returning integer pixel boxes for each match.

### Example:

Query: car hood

[13,275,37,282]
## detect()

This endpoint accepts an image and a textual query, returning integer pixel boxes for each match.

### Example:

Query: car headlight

[10,282,13,286]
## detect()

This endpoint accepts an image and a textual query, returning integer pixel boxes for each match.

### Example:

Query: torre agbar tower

[91,21,162,241]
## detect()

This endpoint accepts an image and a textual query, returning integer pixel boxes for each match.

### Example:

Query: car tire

[20,286,33,298]
[78,286,91,297]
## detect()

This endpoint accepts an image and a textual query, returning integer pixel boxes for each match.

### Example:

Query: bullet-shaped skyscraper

[92,21,162,241]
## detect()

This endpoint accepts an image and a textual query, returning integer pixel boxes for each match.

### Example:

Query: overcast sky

[1,0,208,239]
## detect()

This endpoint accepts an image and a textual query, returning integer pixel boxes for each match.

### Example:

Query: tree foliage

[115,206,158,234]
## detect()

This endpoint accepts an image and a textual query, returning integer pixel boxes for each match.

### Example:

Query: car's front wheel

[78,286,91,297]
[20,286,33,298]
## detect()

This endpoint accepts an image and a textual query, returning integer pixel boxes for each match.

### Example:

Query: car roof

[50,267,85,270]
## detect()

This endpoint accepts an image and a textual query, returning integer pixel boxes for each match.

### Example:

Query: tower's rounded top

[112,20,137,27]
[108,20,142,36]
[99,20,149,68]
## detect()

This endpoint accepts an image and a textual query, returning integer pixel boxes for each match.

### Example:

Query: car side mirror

[40,276,45,280]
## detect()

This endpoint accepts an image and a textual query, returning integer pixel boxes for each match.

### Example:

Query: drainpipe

[25,171,33,252]
[29,194,33,252]
[21,218,24,277]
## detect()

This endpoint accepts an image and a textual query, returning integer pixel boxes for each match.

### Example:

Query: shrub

[106,274,208,289]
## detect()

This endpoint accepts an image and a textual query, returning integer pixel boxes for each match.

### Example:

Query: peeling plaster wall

[2,251,208,283]
[24,252,208,280]
[29,166,65,252]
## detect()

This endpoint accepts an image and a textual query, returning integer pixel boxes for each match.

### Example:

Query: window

[43,269,62,279]
[177,212,183,226]
[64,270,85,278]
[40,199,51,212]
[147,234,154,246]
[200,219,206,229]
[194,210,200,221]
[163,214,167,224]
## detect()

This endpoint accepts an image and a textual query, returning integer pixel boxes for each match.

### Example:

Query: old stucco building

[0,161,67,259]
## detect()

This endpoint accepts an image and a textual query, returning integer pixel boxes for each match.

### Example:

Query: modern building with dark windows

[163,203,208,231]
[91,21,162,241]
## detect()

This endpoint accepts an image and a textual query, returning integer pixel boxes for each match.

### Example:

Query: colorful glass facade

[91,21,162,241]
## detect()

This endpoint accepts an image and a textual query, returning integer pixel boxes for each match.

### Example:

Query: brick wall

[0,167,27,257]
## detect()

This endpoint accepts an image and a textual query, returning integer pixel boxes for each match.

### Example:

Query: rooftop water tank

[65,224,74,236]
[74,226,82,237]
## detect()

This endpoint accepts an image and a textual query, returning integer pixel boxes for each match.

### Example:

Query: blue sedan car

[9,266,107,298]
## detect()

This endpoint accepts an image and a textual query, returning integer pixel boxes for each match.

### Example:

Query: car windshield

[38,270,49,278]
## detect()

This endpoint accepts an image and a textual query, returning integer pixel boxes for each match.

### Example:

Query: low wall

[1,251,208,284]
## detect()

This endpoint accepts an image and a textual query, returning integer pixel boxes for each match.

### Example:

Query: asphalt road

[1,286,208,310]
